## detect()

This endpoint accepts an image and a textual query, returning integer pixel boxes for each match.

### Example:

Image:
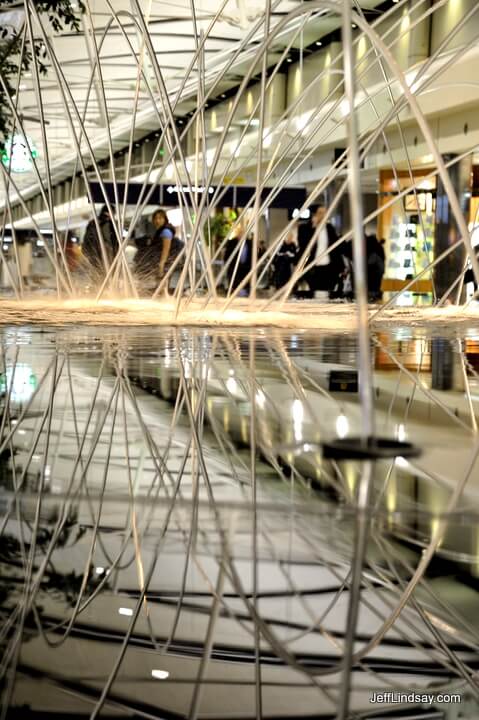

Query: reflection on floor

[1,326,479,719]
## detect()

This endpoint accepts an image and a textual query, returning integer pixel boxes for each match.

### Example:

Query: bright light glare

[118,607,133,616]
[340,99,350,117]
[292,399,303,423]
[255,390,266,408]
[336,413,349,439]
[292,399,303,442]
[262,129,272,148]
[396,423,406,442]
[151,669,169,680]
[226,377,237,394]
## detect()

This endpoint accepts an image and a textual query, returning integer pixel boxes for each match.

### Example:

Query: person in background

[134,209,183,294]
[82,204,116,278]
[62,231,81,273]
[223,219,252,296]
[298,204,343,299]
[366,232,385,302]
[273,230,298,289]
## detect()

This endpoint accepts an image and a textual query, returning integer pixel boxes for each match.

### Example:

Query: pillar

[434,154,472,301]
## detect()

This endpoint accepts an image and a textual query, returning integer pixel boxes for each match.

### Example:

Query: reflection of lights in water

[44,465,51,478]
[424,612,455,635]
[226,377,237,394]
[292,399,303,442]
[345,464,356,496]
[1,364,37,403]
[430,518,444,549]
[396,423,406,442]
[240,416,249,443]
[336,413,349,438]
[151,669,169,680]
[255,389,266,408]
[387,476,397,513]
[118,607,133,617]
[228,369,234,376]
[183,359,191,379]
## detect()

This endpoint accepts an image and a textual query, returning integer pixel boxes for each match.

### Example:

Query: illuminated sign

[0,364,37,403]
[1,134,38,173]
[166,185,215,195]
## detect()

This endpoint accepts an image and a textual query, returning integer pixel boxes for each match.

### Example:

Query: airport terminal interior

[2,1,479,718]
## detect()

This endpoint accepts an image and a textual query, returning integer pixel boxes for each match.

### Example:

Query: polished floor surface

[1,324,479,719]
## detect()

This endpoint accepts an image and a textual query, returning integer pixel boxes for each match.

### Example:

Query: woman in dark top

[134,209,182,293]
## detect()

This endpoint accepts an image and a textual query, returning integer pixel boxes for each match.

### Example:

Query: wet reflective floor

[1,324,479,719]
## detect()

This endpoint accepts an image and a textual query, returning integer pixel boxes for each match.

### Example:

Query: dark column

[434,154,472,301]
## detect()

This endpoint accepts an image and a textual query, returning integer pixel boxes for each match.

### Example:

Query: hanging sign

[1,133,38,173]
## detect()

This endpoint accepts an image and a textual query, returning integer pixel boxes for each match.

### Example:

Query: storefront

[378,169,436,301]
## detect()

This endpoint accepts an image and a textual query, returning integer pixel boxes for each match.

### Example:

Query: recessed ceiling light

[286,57,293,63]
[151,670,169,680]
[118,607,133,617]
[315,41,322,46]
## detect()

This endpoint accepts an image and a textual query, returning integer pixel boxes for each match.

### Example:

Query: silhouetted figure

[273,232,298,289]
[82,205,116,279]
[366,234,385,302]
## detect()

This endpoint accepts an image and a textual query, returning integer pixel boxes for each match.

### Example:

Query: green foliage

[0,1,85,145]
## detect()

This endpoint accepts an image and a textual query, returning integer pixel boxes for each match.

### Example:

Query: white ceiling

[0,0,386,210]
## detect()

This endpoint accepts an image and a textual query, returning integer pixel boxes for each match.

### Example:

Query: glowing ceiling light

[206,148,215,166]
[292,399,304,442]
[340,99,350,117]
[226,377,237,394]
[262,129,272,148]
[292,399,303,422]
[336,413,349,439]
[295,111,312,133]
[255,390,266,408]
[151,669,170,680]
[405,70,419,93]
[118,607,133,617]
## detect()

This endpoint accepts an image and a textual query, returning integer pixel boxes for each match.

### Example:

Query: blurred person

[298,204,343,299]
[134,209,183,295]
[82,204,116,278]
[366,232,385,302]
[62,231,81,273]
[223,219,252,296]
[272,230,298,289]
